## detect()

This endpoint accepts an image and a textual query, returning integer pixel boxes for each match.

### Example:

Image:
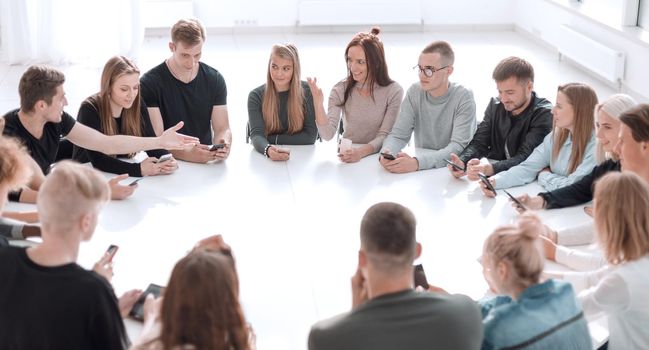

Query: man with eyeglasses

[380,41,476,173]
[447,57,552,180]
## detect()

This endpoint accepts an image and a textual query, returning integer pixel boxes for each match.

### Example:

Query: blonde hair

[261,44,305,135]
[553,83,599,173]
[171,18,206,46]
[483,213,544,291]
[595,94,637,162]
[0,137,32,191]
[594,172,649,265]
[37,161,110,232]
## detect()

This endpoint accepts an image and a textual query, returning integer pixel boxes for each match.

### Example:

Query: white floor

[2,29,615,349]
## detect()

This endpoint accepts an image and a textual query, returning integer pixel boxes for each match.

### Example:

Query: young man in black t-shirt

[141,18,233,164]
[2,65,198,202]
[0,161,141,349]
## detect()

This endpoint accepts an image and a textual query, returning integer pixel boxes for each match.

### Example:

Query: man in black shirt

[141,18,232,164]
[447,57,552,180]
[2,65,198,202]
[0,161,139,349]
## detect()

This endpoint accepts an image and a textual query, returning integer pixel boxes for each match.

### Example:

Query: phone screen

[129,284,164,321]
[444,158,465,172]
[503,190,527,211]
[209,144,226,151]
[128,178,141,187]
[381,152,396,161]
[106,245,119,262]
[413,264,429,289]
[478,173,497,195]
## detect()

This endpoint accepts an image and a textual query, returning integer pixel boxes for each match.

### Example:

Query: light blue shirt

[492,130,598,190]
[479,279,592,350]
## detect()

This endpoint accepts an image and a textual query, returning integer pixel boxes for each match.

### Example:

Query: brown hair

[262,44,305,135]
[37,161,110,233]
[619,104,649,143]
[158,250,250,350]
[0,117,5,133]
[0,136,32,190]
[89,56,142,158]
[421,41,454,66]
[360,202,417,269]
[553,83,598,174]
[483,213,544,291]
[340,27,394,105]
[171,18,206,46]
[594,172,649,264]
[595,94,637,162]
[18,65,65,112]
[492,56,534,83]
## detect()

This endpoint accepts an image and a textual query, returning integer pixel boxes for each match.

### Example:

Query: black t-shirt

[140,61,227,145]
[72,97,168,177]
[0,246,128,350]
[2,109,76,174]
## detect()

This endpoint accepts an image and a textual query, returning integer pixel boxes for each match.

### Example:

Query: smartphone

[129,284,164,321]
[380,152,396,161]
[338,138,352,154]
[208,143,226,151]
[156,154,173,163]
[128,178,142,187]
[503,189,527,211]
[478,173,497,195]
[444,158,465,172]
[413,264,429,289]
[106,244,119,262]
[276,147,291,154]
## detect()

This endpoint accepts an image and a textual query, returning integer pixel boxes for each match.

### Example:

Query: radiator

[556,24,625,85]
[297,0,422,26]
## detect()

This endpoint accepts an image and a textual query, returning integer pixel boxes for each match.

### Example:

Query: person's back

[309,289,481,350]
[0,246,127,350]
[480,279,590,350]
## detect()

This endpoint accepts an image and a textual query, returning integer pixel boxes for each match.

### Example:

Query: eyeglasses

[413,65,449,77]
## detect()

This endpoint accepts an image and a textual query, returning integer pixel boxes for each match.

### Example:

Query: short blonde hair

[595,94,637,162]
[483,213,544,290]
[0,136,32,190]
[171,18,206,46]
[37,161,110,232]
[594,172,649,264]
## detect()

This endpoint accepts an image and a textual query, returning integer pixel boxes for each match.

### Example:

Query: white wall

[513,0,649,101]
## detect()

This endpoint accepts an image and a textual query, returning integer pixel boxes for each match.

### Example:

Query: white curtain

[0,0,143,64]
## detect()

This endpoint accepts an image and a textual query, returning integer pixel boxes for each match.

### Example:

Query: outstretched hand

[160,122,199,150]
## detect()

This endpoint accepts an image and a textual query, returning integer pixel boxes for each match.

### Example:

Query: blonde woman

[481,83,599,196]
[247,44,318,161]
[479,213,591,349]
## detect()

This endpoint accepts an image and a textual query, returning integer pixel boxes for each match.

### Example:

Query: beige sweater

[317,80,403,152]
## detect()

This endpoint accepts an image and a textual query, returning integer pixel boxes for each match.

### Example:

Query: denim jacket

[479,279,592,350]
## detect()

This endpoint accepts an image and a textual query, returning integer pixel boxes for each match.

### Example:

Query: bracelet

[263,144,271,158]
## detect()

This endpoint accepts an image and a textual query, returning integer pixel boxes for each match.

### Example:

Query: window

[639,0,649,29]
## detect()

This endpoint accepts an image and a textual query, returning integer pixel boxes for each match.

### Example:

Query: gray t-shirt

[308,289,483,350]
[382,82,476,170]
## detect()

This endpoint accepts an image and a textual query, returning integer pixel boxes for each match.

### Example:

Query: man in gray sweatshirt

[380,41,476,173]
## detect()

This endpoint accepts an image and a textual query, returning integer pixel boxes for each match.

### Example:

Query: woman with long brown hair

[311,27,403,163]
[133,236,254,350]
[247,44,318,161]
[481,82,599,196]
[73,55,178,177]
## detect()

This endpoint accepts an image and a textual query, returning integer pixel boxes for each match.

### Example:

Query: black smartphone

[380,152,396,161]
[156,154,173,163]
[128,178,142,187]
[208,143,226,151]
[503,190,528,211]
[478,173,497,195]
[129,284,164,321]
[106,244,119,262]
[413,264,429,289]
[444,158,465,172]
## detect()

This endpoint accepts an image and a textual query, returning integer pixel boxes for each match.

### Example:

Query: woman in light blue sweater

[481,82,599,195]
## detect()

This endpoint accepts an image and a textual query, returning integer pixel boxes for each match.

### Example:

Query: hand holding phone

[503,190,528,211]
[156,154,173,163]
[276,147,291,154]
[129,284,164,321]
[338,138,352,154]
[444,158,465,172]
[414,264,429,289]
[128,178,142,187]
[208,143,226,151]
[478,173,497,195]
[106,245,119,262]
[381,152,396,161]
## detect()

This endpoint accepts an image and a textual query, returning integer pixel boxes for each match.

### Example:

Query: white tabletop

[7,141,603,349]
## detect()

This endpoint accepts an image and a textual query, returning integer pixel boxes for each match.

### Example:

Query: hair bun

[517,212,542,241]
[370,27,381,36]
